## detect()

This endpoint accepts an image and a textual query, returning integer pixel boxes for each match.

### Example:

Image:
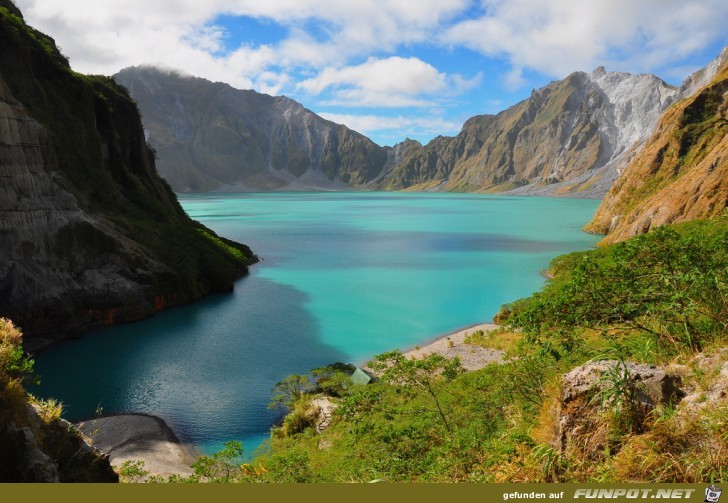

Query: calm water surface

[33,192,600,456]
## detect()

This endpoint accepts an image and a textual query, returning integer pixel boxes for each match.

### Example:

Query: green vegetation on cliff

[0,2,257,342]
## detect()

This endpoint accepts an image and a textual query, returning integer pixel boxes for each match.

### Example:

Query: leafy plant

[589,350,645,436]
[503,219,728,357]
[369,351,464,434]
[190,440,245,482]
[118,460,149,483]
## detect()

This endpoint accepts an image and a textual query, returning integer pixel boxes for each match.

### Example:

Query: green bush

[503,218,728,358]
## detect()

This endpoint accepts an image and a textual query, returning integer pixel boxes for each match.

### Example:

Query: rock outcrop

[586,49,728,244]
[308,397,337,433]
[77,414,194,478]
[0,2,256,348]
[553,360,683,457]
[0,318,117,482]
[115,66,389,192]
[0,403,118,482]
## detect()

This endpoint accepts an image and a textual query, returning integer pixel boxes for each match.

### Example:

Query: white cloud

[442,0,728,83]
[503,67,525,91]
[12,0,727,143]
[15,0,727,99]
[319,112,462,140]
[299,57,447,107]
[300,57,482,108]
[14,0,468,80]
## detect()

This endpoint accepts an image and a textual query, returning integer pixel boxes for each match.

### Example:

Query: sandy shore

[402,323,504,370]
[77,413,195,479]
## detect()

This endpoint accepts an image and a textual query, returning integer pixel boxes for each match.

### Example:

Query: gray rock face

[561,360,683,408]
[308,397,338,433]
[0,78,160,348]
[77,414,194,478]
[7,424,61,482]
[115,67,389,192]
[554,360,683,454]
[678,46,728,99]
[0,402,117,482]
[484,69,677,198]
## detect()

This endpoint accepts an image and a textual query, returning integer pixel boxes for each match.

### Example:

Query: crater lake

[33,192,600,456]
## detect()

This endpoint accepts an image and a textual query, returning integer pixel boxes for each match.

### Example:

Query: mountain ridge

[118,61,693,199]
[115,66,390,192]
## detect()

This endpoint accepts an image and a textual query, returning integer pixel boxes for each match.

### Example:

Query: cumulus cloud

[15,0,467,77]
[299,57,484,107]
[15,0,726,95]
[12,0,727,141]
[300,57,449,107]
[442,0,728,80]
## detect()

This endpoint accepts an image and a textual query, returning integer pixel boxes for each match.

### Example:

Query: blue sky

[15,0,728,146]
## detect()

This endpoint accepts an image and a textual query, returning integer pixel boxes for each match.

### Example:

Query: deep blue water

[33,192,600,457]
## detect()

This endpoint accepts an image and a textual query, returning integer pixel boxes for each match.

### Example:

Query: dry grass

[0,318,31,424]
[34,397,64,424]
[464,328,521,355]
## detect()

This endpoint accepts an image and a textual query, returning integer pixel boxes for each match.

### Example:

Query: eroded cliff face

[0,3,256,349]
[586,54,728,244]
[378,69,677,198]
[115,67,388,192]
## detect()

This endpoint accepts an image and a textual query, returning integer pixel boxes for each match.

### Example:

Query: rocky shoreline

[77,413,195,479]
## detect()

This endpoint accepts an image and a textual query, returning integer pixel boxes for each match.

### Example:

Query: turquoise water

[33,192,600,457]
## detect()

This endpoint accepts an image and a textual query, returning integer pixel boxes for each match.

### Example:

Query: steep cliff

[0,318,118,482]
[378,69,676,198]
[586,52,728,244]
[0,2,256,349]
[115,67,389,192]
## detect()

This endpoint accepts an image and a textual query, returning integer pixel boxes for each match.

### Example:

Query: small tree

[368,350,463,434]
[269,374,314,412]
[310,362,355,397]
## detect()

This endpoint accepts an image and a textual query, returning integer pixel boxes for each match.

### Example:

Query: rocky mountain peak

[679,45,728,98]
[587,67,678,154]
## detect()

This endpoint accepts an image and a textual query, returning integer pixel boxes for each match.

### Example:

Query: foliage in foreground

[0,319,118,482]
[504,217,728,359]
[106,216,728,483]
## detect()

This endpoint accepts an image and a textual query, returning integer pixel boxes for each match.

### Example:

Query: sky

[13,0,728,146]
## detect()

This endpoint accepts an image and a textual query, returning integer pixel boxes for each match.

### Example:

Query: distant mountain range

[376,66,677,197]
[116,58,713,199]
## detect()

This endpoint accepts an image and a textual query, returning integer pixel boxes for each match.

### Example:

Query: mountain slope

[118,65,678,198]
[115,67,389,192]
[378,68,677,198]
[586,51,728,244]
[0,2,256,349]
